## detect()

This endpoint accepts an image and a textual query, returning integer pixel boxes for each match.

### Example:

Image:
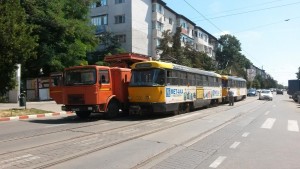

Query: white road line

[242,132,250,137]
[0,154,40,168]
[288,120,299,132]
[230,141,241,149]
[261,118,276,129]
[147,123,160,127]
[118,128,139,134]
[44,124,67,128]
[165,113,199,122]
[209,156,227,168]
[264,111,270,115]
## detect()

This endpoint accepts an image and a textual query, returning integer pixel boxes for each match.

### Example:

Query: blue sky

[163,0,300,86]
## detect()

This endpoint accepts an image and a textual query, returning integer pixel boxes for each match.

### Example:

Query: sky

[163,0,300,86]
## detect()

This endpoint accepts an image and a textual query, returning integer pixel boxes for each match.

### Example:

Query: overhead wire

[194,1,300,22]
[183,0,265,69]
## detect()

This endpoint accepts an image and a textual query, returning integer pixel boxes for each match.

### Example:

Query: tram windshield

[65,68,96,86]
[130,68,165,86]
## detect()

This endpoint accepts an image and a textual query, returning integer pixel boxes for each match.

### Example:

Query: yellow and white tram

[128,61,223,115]
[221,75,247,102]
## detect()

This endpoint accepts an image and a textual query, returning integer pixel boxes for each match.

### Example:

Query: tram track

[0,97,261,169]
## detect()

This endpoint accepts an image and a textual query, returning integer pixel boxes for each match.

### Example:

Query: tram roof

[131,61,221,77]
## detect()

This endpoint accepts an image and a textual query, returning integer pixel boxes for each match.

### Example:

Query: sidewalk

[0,101,74,122]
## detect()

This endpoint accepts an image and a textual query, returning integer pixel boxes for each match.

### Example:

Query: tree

[216,34,241,70]
[172,27,184,64]
[296,67,300,80]
[22,0,98,77]
[157,30,173,61]
[216,34,251,78]
[0,0,37,95]
[89,31,126,64]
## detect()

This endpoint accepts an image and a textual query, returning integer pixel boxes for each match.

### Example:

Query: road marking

[118,128,139,134]
[261,118,276,129]
[44,124,67,128]
[165,113,199,122]
[147,123,161,127]
[288,120,299,132]
[230,141,241,149]
[242,132,250,137]
[0,154,40,168]
[264,111,270,115]
[209,156,227,168]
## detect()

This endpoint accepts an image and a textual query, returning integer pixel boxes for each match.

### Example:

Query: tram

[221,75,247,103]
[128,61,223,115]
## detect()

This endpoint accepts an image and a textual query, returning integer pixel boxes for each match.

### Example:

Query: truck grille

[68,94,85,104]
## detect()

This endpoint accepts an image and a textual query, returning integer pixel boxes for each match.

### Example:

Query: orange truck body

[49,53,149,117]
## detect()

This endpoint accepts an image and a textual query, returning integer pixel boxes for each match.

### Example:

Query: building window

[204,34,208,42]
[152,3,164,14]
[169,18,172,25]
[90,0,107,8]
[115,15,125,24]
[115,0,125,4]
[156,21,164,32]
[115,34,126,43]
[91,15,108,26]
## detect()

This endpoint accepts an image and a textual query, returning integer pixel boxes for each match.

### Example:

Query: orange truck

[49,53,149,118]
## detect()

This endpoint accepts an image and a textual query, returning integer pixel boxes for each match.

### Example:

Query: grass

[0,108,53,118]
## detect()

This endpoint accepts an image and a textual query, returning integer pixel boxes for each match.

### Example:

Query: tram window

[208,76,213,86]
[166,70,179,85]
[188,73,195,86]
[179,72,185,85]
[155,69,165,85]
[203,76,208,86]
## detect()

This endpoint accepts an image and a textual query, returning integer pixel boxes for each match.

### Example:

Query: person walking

[228,88,234,106]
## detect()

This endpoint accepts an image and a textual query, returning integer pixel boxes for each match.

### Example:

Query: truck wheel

[105,101,119,119]
[75,111,91,118]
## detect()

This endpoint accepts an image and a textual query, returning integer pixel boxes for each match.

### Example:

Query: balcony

[95,25,108,34]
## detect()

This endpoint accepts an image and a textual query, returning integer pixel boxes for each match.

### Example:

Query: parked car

[259,90,273,101]
[276,89,283,95]
[256,89,262,93]
[292,91,300,102]
[247,88,257,96]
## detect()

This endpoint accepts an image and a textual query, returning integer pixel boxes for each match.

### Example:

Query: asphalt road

[0,94,299,169]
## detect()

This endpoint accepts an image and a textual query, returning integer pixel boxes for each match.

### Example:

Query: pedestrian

[228,88,234,106]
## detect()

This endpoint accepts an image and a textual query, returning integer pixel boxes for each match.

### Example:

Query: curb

[0,111,74,122]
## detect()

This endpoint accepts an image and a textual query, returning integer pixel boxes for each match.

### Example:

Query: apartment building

[90,0,218,59]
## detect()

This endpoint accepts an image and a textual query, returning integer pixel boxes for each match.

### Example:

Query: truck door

[49,73,63,104]
[98,69,112,110]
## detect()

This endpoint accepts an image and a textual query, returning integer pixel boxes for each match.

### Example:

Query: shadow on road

[28,113,173,125]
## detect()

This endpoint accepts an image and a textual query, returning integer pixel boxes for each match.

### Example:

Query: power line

[183,0,223,32]
[194,1,300,22]
[233,16,300,34]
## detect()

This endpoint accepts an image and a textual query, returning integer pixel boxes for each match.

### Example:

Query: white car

[259,90,273,101]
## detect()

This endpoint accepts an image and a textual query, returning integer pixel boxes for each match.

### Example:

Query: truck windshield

[65,68,96,86]
[130,68,165,86]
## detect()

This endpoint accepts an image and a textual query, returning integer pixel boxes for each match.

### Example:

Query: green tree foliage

[0,0,37,95]
[156,30,173,61]
[22,0,98,77]
[89,32,126,64]
[172,27,184,64]
[216,34,251,78]
[158,27,215,71]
